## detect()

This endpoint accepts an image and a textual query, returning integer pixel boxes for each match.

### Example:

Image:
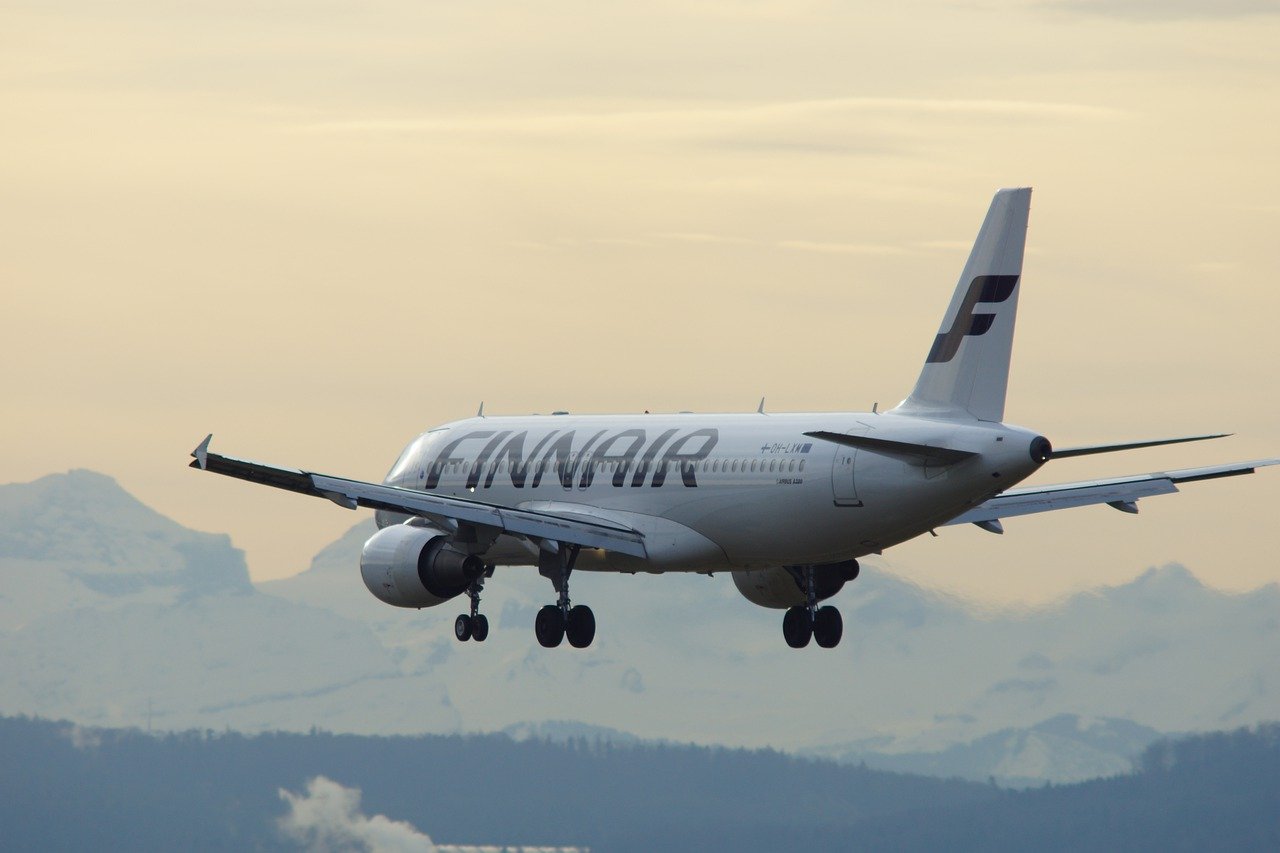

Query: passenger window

[799,460,805,472]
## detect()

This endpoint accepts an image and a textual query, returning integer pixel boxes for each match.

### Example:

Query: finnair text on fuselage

[421,425,722,490]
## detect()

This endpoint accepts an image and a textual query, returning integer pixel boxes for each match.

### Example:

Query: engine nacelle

[731,560,859,609]
[359,523,485,608]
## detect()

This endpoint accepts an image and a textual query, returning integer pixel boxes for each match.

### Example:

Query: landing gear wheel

[471,613,490,643]
[565,605,596,649]
[535,604,565,648]
[783,606,812,648]
[813,606,843,648]
[454,614,473,642]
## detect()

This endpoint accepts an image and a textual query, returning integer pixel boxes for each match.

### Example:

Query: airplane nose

[1030,436,1053,465]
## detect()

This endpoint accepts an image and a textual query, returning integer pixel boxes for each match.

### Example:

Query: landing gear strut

[536,545,595,649]
[454,569,492,642]
[782,565,844,649]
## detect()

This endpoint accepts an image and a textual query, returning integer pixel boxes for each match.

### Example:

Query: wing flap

[949,478,1178,524]
[947,458,1274,525]
[946,459,1279,525]
[191,441,647,558]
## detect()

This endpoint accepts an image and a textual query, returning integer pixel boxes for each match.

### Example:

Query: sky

[3,0,1278,604]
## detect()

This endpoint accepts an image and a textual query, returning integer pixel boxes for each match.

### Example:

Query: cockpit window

[386,432,435,482]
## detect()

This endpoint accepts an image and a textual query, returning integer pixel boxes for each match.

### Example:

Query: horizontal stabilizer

[945,458,1279,526]
[804,431,977,466]
[1050,433,1230,459]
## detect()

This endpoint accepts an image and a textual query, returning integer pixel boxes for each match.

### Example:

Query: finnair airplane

[191,188,1276,650]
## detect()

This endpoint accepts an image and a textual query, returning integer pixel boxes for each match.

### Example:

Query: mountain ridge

[3,469,1278,785]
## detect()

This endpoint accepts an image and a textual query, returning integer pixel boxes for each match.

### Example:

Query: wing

[188,435,647,558]
[1048,433,1229,459]
[945,459,1280,527]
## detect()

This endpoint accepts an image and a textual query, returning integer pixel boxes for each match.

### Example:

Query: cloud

[1191,261,1238,273]
[915,240,974,252]
[515,233,908,256]
[278,776,435,853]
[778,240,905,255]
[652,232,750,245]
[61,723,102,751]
[1046,0,1280,21]
[294,97,1123,141]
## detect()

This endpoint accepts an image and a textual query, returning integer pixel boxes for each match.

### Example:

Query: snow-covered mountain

[805,714,1166,786]
[264,514,1280,750]
[0,471,456,734]
[3,470,1278,785]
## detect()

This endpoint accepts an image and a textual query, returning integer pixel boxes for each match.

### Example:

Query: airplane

[189,187,1277,650]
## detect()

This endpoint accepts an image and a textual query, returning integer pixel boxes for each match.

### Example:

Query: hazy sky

[4,1,1278,604]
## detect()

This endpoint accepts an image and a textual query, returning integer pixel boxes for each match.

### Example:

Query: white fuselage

[377,411,1046,573]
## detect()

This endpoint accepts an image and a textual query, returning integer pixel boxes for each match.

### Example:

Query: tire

[535,605,565,648]
[783,606,812,649]
[813,606,843,648]
[566,605,596,649]
[471,613,490,643]
[454,614,472,642]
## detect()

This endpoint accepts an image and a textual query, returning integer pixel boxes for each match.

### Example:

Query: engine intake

[732,560,859,609]
[360,523,485,608]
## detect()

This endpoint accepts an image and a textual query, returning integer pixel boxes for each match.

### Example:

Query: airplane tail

[895,187,1032,423]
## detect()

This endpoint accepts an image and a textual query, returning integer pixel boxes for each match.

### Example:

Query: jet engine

[731,560,860,609]
[359,523,486,608]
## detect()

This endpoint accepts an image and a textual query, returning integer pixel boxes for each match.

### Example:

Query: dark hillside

[0,715,993,851]
[4,715,1276,851]
[853,724,1280,852]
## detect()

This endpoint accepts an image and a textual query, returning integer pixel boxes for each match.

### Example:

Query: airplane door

[830,427,865,507]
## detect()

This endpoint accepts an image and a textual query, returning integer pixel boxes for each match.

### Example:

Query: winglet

[192,434,212,470]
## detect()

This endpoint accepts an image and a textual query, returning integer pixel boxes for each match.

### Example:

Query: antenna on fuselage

[476,401,485,418]
[757,397,766,415]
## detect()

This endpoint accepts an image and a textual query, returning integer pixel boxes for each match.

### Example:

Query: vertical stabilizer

[896,187,1031,422]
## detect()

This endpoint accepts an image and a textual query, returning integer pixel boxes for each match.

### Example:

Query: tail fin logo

[925,275,1020,364]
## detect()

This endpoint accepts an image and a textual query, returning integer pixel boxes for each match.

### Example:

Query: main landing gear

[782,565,844,649]
[535,544,596,649]
[454,571,492,642]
